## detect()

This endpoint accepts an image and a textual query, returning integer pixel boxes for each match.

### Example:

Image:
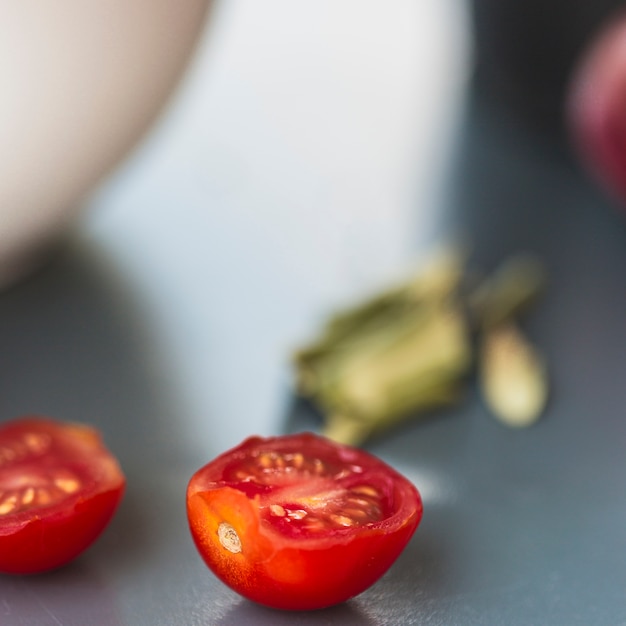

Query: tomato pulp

[0,416,126,574]
[186,433,422,610]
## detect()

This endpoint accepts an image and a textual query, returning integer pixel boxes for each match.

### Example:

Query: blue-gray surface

[1,84,626,626]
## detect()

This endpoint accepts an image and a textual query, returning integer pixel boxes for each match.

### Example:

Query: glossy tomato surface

[186,433,422,610]
[0,416,126,574]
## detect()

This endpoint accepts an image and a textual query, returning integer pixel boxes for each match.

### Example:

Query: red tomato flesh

[186,433,422,610]
[0,416,125,574]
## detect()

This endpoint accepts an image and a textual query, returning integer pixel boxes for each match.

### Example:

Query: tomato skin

[0,490,123,575]
[187,433,422,610]
[0,416,126,574]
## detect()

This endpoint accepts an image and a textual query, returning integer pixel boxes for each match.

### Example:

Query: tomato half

[0,416,126,574]
[186,433,422,610]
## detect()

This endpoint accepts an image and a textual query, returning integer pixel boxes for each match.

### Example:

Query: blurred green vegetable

[292,249,548,446]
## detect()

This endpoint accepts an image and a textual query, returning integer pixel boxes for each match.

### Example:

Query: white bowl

[0,1,211,286]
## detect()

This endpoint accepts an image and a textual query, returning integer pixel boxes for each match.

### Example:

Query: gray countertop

[2,2,626,624]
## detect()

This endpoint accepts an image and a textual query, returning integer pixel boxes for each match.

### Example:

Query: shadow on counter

[0,237,189,595]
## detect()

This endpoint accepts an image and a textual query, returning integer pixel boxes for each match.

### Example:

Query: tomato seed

[347,496,371,507]
[303,519,325,531]
[351,485,378,497]
[0,495,17,515]
[0,432,52,468]
[342,508,369,520]
[54,477,80,494]
[23,433,51,455]
[21,487,35,505]
[269,504,286,517]
[329,514,354,527]
[258,453,273,469]
[290,453,304,468]
[217,522,242,554]
[333,469,352,480]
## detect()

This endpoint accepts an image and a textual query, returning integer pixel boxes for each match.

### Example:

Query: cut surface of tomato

[0,415,126,574]
[186,433,422,610]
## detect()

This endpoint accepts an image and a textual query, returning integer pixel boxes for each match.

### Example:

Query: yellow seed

[258,453,273,468]
[342,508,368,519]
[304,518,325,531]
[330,514,353,527]
[0,495,17,515]
[288,509,307,520]
[269,504,286,517]
[23,433,50,455]
[351,485,378,497]
[290,453,304,468]
[333,468,354,480]
[313,458,324,474]
[346,496,371,507]
[22,487,35,505]
[54,477,81,494]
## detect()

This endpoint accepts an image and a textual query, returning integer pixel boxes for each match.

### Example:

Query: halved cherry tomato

[186,433,422,610]
[0,415,125,574]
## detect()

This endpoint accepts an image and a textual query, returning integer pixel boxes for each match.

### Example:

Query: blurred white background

[82,0,471,449]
